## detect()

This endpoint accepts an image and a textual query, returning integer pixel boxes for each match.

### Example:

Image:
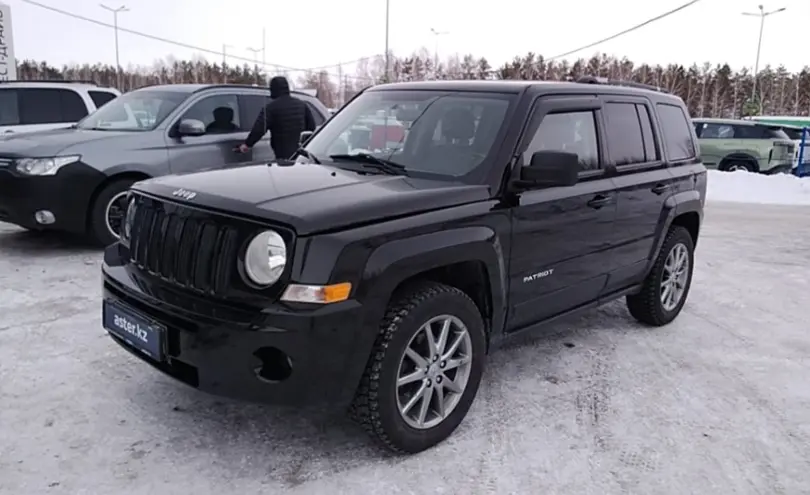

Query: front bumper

[101,245,372,409]
[0,161,103,233]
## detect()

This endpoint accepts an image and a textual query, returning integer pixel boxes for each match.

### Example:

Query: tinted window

[0,89,20,125]
[656,103,696,161]
[239,94,271,132]
[181,94,241,134]
[780,127,803,140]
[762,126,791,140]
[523,111,600,171]
[89,90,118,109]
[306,102,326,126]
[604,102,645,166]
[637,104,659,162]
[17,88,88,124]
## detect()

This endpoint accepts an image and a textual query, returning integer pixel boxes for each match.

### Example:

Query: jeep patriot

[101,78,706,454]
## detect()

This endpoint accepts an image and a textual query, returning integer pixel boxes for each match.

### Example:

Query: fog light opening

[253,346,293,383]
[34,210,56,225]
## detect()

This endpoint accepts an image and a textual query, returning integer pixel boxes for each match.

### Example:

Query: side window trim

[511,94,607,182]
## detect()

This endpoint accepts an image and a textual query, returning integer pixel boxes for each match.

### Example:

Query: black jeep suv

[101,79,706,454]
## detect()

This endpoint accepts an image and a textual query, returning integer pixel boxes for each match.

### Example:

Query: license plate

[103,301,165,361]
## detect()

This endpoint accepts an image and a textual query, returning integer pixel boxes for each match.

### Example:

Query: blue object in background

[796,127,808,177]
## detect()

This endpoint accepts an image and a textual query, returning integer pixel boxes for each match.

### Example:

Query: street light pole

[384,0,390,83]
[99,4,129,89]
[430,28,449,76]
[742,4,786,109]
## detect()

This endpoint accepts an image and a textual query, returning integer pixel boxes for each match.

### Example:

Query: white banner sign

[0,2,16,81]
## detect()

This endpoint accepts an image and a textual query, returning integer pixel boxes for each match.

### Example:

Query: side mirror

[299,130,314,145]
[177,119,206,137]
[518,150,579,187]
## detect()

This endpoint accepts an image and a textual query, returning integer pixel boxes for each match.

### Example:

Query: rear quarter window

[655,103,696,162]
[89,90,118,109]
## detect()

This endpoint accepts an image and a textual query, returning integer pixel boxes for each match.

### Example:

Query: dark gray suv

[0,83,329,245]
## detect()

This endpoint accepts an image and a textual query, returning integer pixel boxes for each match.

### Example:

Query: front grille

[128,195,240,295]
[0,158,14,167]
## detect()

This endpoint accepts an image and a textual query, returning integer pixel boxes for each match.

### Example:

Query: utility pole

[384,0,390,83]
[337,63,343,107]
[247,47,262,85]
[742,4,786,111]
[222,44,232,82]
[429,27,449,76]
[99,4,128,89]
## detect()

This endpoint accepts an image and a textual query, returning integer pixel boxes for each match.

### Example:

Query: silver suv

[0,83,329,245]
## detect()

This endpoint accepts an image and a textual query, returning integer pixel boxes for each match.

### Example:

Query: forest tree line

[14,47,810,119]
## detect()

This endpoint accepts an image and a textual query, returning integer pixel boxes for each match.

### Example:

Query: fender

[101,162,156,180]
[359,226,508,337]
[643,189,702,276]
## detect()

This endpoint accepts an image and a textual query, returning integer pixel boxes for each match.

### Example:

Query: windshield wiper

[295,147,321,164]
[329,153,407,176]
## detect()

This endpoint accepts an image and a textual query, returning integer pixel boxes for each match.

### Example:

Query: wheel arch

[719,152,759,172]
[358,226,507,348]
[644,190,702,276]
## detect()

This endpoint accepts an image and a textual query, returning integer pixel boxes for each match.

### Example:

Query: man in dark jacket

[238,76,317,159]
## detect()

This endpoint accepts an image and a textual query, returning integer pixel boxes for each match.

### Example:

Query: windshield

[77,90,188,131]
[300,90,513,180]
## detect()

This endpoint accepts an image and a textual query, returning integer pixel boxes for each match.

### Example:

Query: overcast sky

[5,0,810,79]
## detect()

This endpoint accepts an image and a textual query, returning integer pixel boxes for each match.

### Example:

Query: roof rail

[576,75,669,94]
[0,79,99,85]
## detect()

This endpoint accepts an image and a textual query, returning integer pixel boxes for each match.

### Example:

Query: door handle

[586,194,614,209]
[651,183,672,195]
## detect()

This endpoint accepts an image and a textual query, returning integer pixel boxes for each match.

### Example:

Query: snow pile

[706,170,810,206]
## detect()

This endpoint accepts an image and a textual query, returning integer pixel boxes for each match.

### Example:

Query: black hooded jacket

[245,76,316,159]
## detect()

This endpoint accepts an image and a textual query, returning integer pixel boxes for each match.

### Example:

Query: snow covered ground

[1,200,810,495]
[707,169,810,205]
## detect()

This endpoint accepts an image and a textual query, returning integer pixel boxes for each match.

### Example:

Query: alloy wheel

[661,242,689,311]
[395,315,473,430]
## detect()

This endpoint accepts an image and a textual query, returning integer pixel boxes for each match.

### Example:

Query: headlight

[121,195,137,241]
[16,155,81,176]
[243,230,287,286]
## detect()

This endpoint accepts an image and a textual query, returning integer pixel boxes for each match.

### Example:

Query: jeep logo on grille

[172,188,197,200]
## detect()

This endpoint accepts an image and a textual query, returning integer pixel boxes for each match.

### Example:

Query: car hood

[133,162,490,235]
[0,127,134,156]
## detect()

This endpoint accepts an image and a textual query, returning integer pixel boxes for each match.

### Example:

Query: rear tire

[626,226,695,326]
[349,281,487,454]
[720,161,755,173]
[88,178,136,247]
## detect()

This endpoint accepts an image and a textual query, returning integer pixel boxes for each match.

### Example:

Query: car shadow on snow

[121,301,646,488]
[0,223,100,256]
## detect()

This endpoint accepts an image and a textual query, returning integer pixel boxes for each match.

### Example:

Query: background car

[692,117,796,174]
[0,80,120,135]
[0,83,329,245]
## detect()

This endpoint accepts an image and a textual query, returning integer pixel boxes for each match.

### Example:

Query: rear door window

[18,88,89,124]
[603,102,646,166]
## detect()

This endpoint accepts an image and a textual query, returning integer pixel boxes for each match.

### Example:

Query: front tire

[350,282,487,454]
[626,226,695,326]
[88,178,136,247]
